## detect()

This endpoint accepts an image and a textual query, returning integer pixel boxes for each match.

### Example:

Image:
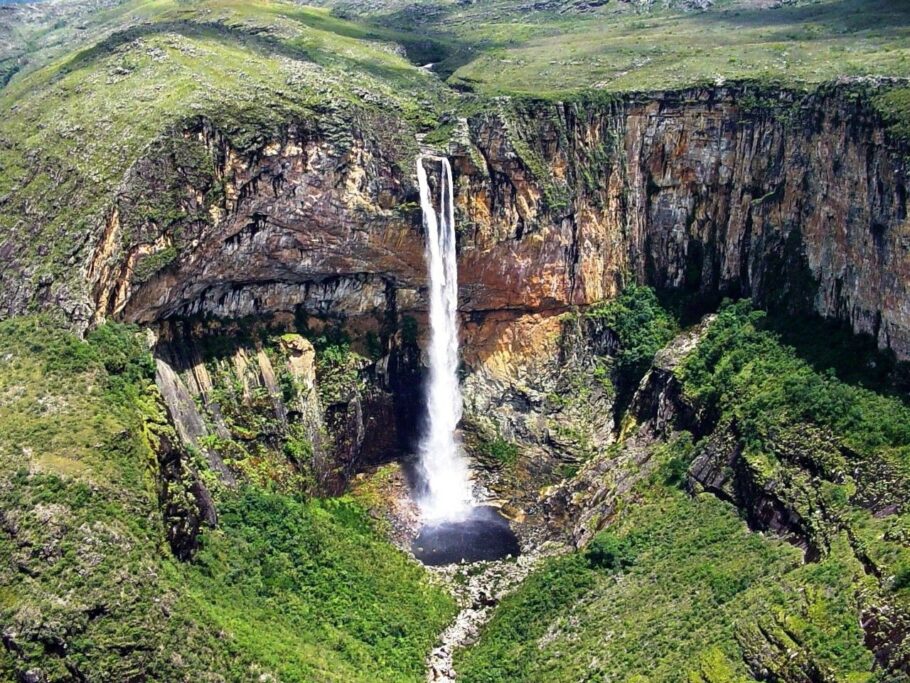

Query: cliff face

[14,81,885,490]
[1,81,905,416]
[3,76,910,683]
[70,82,909,364]
[453,83,909,357]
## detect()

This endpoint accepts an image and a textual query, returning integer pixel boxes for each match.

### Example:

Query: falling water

[416,155,473,522]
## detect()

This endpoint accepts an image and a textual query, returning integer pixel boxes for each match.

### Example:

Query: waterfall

[416,155,473,522]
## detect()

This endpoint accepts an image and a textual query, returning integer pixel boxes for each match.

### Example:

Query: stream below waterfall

[425,551,549,682]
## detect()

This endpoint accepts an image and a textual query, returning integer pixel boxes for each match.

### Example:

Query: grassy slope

[313,0,910,95]
[460,477,877,682]
[0,317,454,681]
[458,298,910,682]
[10,1,909,98]
[0,1,135,87]
[452,0,910,94]
[0,0,447,304]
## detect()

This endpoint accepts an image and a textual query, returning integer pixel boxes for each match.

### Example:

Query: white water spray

[416,155,473,522]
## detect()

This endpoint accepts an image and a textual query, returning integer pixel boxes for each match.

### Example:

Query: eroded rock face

[0,82,893,526]
[452,83,909,358]
[460,309,618,504]
[4,82,907,459]
[89,118,424,327]
[67,82,909,367]
[154,321,416,495]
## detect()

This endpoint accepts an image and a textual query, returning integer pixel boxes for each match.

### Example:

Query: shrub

[585,531,634,572]
[587,282,678,389]
[478,435,520,467]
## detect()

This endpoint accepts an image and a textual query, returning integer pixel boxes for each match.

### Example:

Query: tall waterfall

[416,155,473,522]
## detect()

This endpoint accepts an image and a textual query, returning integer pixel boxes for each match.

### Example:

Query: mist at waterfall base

[411,155,520,566]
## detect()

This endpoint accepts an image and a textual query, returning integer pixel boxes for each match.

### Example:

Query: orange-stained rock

[57,82,910,361]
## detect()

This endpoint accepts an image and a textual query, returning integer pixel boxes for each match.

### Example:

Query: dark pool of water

[411,506,521,566]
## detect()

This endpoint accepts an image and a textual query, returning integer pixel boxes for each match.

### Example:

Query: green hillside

[0,317,454,681]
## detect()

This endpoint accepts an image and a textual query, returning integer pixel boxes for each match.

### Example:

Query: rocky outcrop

[543,317,714,545]
[154,357,236,485]
[623,316,713,436]
[45,82,906,516]
[687,422,826,558]
[4,81,909,525]
[151,318,425,497]
[462,309,617,482]
[150,418,218,561]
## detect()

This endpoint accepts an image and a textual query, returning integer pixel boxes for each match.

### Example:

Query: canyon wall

[71,82,909,361]
[0,81,890,485]
[452,83,909,357]
[2,81,907,375]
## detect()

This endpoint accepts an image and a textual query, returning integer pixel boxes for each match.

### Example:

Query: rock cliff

[3,81,908,480]
[61,81,908,360]
[55,82,908,480]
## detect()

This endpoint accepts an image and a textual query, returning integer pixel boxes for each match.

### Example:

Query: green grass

[371,0,910,96]
[475,434,520,468]
[874,86,910,143]
[0,316,454,681]
[459,298,910,682]
[458,472,875,682]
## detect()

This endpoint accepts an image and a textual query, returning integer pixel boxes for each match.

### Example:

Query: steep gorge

[4,72,910,682]
[59,81,908,476]
[4,78,897,511]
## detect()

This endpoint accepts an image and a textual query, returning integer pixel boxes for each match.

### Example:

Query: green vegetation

[183,490,454,682]
[460,299,910,682]
[0,317,454,681]
[0,0,113,87]
[586,281,679,388]
[315,338,368,405]
[676,301,910,600]
[458,461,874,681]
[130,244,179,284]
[677,301,910,483]
[476,434,520,468]
[875,86,910,143]
[583,530,635,572]
[316,0,910,96]
[10,0,910,100]
[457,552,597,682]
[763,311,910,395]
[162,321,381,494]
[16,0,908,100]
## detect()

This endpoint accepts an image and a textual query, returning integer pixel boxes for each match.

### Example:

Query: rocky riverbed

[423,539,566,682]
